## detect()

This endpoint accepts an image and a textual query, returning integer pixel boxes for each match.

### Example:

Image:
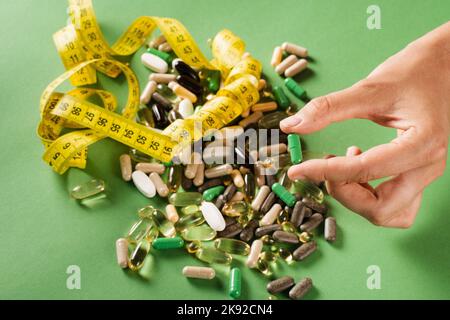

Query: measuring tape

[39,0,262,174]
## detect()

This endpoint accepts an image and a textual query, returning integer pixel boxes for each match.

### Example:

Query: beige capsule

[230,169,245,188]
[148,34,166,48]
[119,154,132,181]
[149,172,169,197]
[239,111,263,128]
[149,73,176,84]
[260,203,283,226]
[135,163,166,174]
[255,163,266,186]
[204,164,233,179]
[271,46,283,67]
[193,163,205,187]
[258,79,267,91]
[115,238,128,268]
[169,81,197,103]
[182,266,216,279]
[158,42,172,52]
[246,239,263,268]
[185,152,202,179]
[241,108,251,118]
[251,185,271,212]
[252,102,278,113]
[282,42,308,58]
[140,80,157,105]
[165,204,179,223]
[285,59,308,78]
[275,55,298,75]
[230,191,245,202]
[259,143,288,157]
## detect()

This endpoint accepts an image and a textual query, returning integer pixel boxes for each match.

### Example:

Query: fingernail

[280,116,302,128]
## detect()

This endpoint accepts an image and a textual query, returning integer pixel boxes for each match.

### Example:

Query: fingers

[288,127,428,183]
[280,80,384,134]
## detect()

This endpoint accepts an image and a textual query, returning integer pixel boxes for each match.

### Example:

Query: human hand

[280,22,450,228]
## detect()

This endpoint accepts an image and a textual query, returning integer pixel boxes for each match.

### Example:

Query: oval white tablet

[132,170,156,198]
[200,201,226,231]
[178,99,194,119]
[141,53,168,73]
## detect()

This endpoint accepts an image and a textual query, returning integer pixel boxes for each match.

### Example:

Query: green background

[0,0,449,300]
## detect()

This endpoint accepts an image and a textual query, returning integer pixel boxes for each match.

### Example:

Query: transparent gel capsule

[222,201,248,217]
[129,148,153,163]
[299,231,314,243]
[156,84,177,102]
[138,254,155,280]
[214,238,250,255]
[128,240,151,271]
[260,235,275,245]
[137,205,154,218]
[281,221,296,233]
[127,217,159,244]
[237,214,251,226]
[277,209,290,224]
[195,248,232,265]
[186,240,202,253]
[168,166,182,193]
[70,179,105,200]
[293,179,324,203]
[260,250,277,263]
[256,258,273,276]
[169,192,203,207]
[181,224,217,241]
[176,211,205,231]
[182,205,200,215]
[278,168,293,190]
[152,209,176,238]
[263,153,292,171]
[277,247,294,264]
[137,108,155,128]
[258,111,288,129]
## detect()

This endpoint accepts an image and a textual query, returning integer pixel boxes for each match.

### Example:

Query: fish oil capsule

[176,211,205,231]
[246,239,263,268]
[260,203,283,226]
[155,84,178,103]
[217,222,243,238]
[278,208,291,224]
[128,240,151,271]
[260,192,277,214]
[70,179,105,200]
[181,224,217,241]
[260,234,275,245]
[300,213,324,232]
[127,216,159,243]
[229,268,241,299]
[204,164,233,179]
[251,185,271,213]
[231,170,245,188]
[169,81,197,103]
[214,238,250,255]
[168,165,182,193]
[222,201,248,217]
[291,201,306,227]
[293,241,317,261]
[275,54,298,75]
[193,163,205,187]
[255,258,272,276]
[281,221,296,233]
[148,34,166,48]
[195,247,232,265]
[285,77,306,99]
[267,276,295,294]
[186,241,201,253]
[182,266,216,280]
[277,247,294,264]
[258,111,289,129]
[273,231,299,244]
[197,178,223,193]
[141,53,168,73]
[252,101,278,113]
[272,183,296,207]
[284,59,308,78]
[165,204,179,223]
[169,192,203,207]
[149,172,169,197]
[260,250,277,263]
[273,86,291,110]
[172,58,200,82]
[299,231,313,243]
[289,277,313,300]
[140,80,157,104]
[135,163,165,175]
[147,48,172,64]
[132,171,156,198]
[152,209,176,238]
[176,75,203,96]
[203,185,225,201]
[149,73,176,84]
[255,224,281,238]
[240,219,259,242]
[294,180,325,203]
[282,42,309,58]
[288,134,302,165]
[244,172,256,201]
[152,237,184,250]
[182,205,200,215]
[230,191,245,202]
[324,217,337,242]
[238,111,263,128]
[271,46,283,67]
[119,154,132,182]
[178,98,194,119]
[200,201,226,231]
[115,238,128,268]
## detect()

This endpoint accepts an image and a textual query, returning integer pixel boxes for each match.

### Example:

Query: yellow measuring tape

[38,0,261,174]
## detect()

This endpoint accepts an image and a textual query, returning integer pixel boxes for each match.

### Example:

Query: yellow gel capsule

[169,192,203,207]
[293,180,324,203]
[176,211,205,231]
[128,240,151,271]
[299,231,314,243]
[182,205,200,215]
[214,238,250,255]
[222,201,248,217]
[256,258,273,276]
[195,248,232,265]
[152,209,176,238]
[186,240,202,253]
[70,179,105,200]
[281,221,296,233]
[260,251,277,263]
[277,247,293,264]
[181,224,217,241]
[127,217,159,244]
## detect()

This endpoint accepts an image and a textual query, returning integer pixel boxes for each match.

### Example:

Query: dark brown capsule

[260,192,276,214]
[255,224,281,238]
[151,92,172,111]
[176,75,203,96]
[300,213,324,232]
[272,231,299,244]
[265,174,277,187]
[293,241,317,261]
[214,194,226,211]
[150,103,169,129]
[223,184,237,202]
[197,178,224,193]
[240,219,259,242]
[266,276,295,294]
[290,201,306,228]
[302,197,327,214]
[181,174,193,190]
[289,278,313,300]
[217,222,243,238]
[224,216,237,227]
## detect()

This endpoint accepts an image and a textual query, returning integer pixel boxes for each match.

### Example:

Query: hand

[280,22,450,228]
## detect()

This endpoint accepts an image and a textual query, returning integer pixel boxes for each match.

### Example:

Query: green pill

[207,70,221,93]
[169,192,203,207]
[152,237,185,250]
[229,267,242,299]
[272,183,296,207]
[147,47,173,63]
[287,134,302,164]
[273,86,290,110]
[202,185,225,201]
[284,77,306,99]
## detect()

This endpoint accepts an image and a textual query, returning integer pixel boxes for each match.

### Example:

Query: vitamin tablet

[229,267,242,299]
[197,178,223,193]
[135,162,165,175]
[141,52,168,73]
[152,237,184,250]
[285,77,306,99]
[119,154,132,181]
[289,278,313,300]
[271,46,283,67]
[223,184,237,202]
[178,98,194,119]
[115,238,128,268]
[300,213,324,232]
[288,134,302,165]
[182,266,216,280]
[149,73,176,84]
[184,153,201,179]
[200,201,226,231]
[260,204,283,226]
[272,183,296,207]
[168,81,197,103]
[293,241,317,261]
[165,204,179,223]
[251,101,278,113]
[273,230,299,244]
[284,59,308,78]
[158,42,172,52]
[251,185,271,212]
[204,164,233,178]
[148,35,166,48]
[140,80,157,105]
[275,54,298,75]
[260,192,276,214]
[324,217,336,242]
[266,276,295,294]
[149,172,169,197]
[255,224,281,238]
[132,171,156,198]
[281,42,308,58]
[230,191,245,202]
[246,239,263,268]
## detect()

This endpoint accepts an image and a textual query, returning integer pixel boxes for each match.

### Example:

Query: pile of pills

[73,36,337,300]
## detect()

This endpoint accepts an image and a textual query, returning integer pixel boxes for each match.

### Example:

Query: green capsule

[163,161,173,167]
[128,240,151,271]
[277,247,293,264]
[214,238,250,255]
[287,134,302,165]
[70,179,105,200]
[147,47,173,63]
[273,86,290,110]
[222,201,248,217]
[293,180,324,203]
[195,247,232,265]
[182,205,200,215]
[176,211,205,230]
[152,237,184,249]
[285,77,306,99]
[152,209,176,238]
[207,70,221,93]
[181,224,217,241]
[203,185,225,201]
[186,240,202,253]
[272,183,296,207]
[260,250,277,263]
[258,111,289,129]
[127,217,159,244]
[168,166,182,193]
[229,268,241,299]
[169,192,203,207]
[256,258,273,276]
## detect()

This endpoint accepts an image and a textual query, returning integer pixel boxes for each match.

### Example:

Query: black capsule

[172,59,200,82]
[176,75,203,96]
[151,92,172,111]
[150,104,169,129]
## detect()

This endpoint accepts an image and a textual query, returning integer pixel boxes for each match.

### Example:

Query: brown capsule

[265,174,277,187]
[272,231,299,244]
[266,276,295,294]
[197,178,224,193]
[289,278,313,300]
[324,217,336,242]
[302,197,328,214]
[217,222,243,238]
[260,192,276,214]
[181,174,193,190]
[223,184,237,202]
[214,195,226,211]
[240,219,259,242]
[290,201,306,228]
[255,224,281,238]
[293,241,317,261]
[300,213,324,232]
